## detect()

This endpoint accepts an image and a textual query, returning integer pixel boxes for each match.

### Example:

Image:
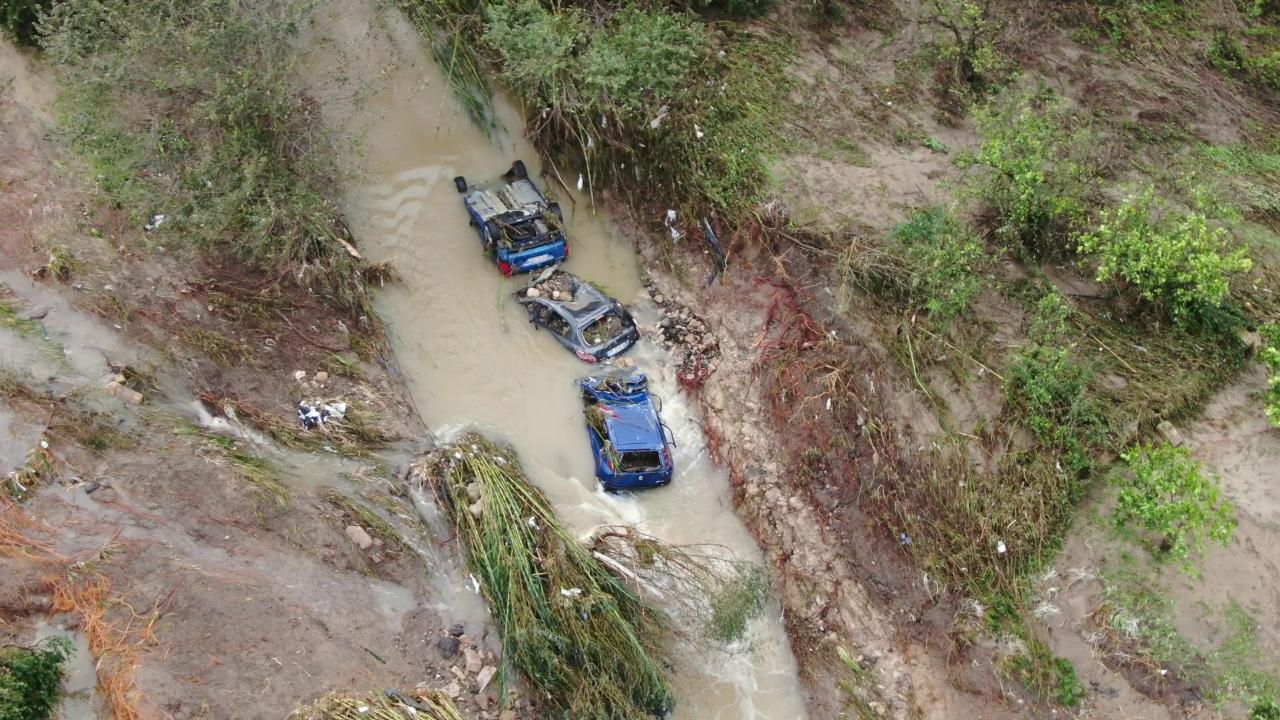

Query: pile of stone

[647,284,719,387]
[431,624,528,720]
[519,271,577,302]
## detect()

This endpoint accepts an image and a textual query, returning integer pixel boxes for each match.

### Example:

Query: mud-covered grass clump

[416,434,673,719]
[40,0,376,320]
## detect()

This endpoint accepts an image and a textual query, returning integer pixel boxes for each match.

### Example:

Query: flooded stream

[303,2,808,717]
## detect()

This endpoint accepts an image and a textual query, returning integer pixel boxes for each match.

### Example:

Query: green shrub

[1,0,49,45]
[927,0,1007,91]
[482,0,586,103]
[1263,324,1280,427]
[888,207,984,319]
[1112,442,1236,566]
[42,0,372,317]
[0,637,72,720]
[961,90,1092,257]
[1253,698,1280,720]
[680,0,773,17]
[1077,187,1252,325]
[1007,344,1106,475]
[580,8,705,114]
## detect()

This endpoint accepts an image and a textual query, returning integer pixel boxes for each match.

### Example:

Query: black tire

[454,176,467,193]
[511,160,528,179]
[549,202,562,218]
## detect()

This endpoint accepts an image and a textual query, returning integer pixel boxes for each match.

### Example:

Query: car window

[581,310,624,346]
[618,450,662,472]
[545,312,571,338]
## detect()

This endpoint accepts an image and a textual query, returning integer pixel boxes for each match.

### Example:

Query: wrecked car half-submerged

[580,373,674,491]
[454,160,568,275]
[515,269,640,363]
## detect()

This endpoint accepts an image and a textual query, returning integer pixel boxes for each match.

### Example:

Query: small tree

[1077,188,1252,325]
[1112,442,1236,568]
[961,91,1092,257]
[927,0,1004,90]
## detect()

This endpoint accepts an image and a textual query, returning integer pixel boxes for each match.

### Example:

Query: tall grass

[417,434,673,719]
[290,690,465,720]
[41,0,376,320]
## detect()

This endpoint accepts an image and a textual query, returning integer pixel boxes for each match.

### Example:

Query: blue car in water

[580,373,675,491]
[454,161,568,276]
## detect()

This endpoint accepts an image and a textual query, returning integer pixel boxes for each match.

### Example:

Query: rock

[526,288,541,298]
[437,635,461,659]
[464,646,483,673]
[617,357,635,368]
[294,370,306,381]
[449,623,465,637]
[344,524,374,550]
[476,665,498,692]
[466,482,483,502]
[314,371,329,382]
[1240,329,1264,354]
[1157,420,1184,446]
[653,293,664,305]
[499,711,517,720]
[468,499,484,519]
[105,381,144,404]
[552,291,563,301]
[443,681,462,699]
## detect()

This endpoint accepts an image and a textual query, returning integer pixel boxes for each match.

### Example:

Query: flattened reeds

[290,689,465,720]
[416,434,673,719]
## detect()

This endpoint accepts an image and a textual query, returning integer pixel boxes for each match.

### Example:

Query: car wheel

[512,160,527,179]
[454,176,467,193]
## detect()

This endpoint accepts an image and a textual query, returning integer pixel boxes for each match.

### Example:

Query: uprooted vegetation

[412,435,769,718]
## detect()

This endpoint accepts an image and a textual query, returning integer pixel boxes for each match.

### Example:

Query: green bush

[888,207,984,319]
[680,0,773,17]
[1007,344,1106,476]
[961,91,1092,257]
[581,8,704,113]
[1263,324,1280,427]
[1077,187,1252,325]
[1112,442,1236,566]
[41,0,371,317]
[1253,698,1280,720]
[1,0,49,45]
[482,0,586,103]
[0,637,71,720]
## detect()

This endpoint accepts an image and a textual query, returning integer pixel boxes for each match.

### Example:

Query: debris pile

[288,689,464,720]
[297,400,347,430]
[518,270,577,301]
[647,284,720,387]
[411,434,674,719]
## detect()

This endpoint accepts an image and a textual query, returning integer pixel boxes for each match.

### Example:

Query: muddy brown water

[302,1,808,717]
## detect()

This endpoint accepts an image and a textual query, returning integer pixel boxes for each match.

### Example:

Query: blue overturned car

[580,373,675,491]
[454,160,568,276]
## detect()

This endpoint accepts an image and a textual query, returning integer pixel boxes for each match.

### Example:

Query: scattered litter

[144,213,166,231]
[577,174,584,190]
[899,532,912,546]
[649,105,669,129]
[694,124,704,140]
[297,400,348,430]
[560,587,583,599]
[663,209,682,241]
[996,540,1007,555]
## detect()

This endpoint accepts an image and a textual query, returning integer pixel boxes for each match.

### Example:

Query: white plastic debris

[560,587,583,599]
[996,540,1007,555]
[470,574,481,593]
[694,124,705,140]
[39,440,48,449]
[649,105,670,129]
[144,214,166,231]
[576,174,584,190]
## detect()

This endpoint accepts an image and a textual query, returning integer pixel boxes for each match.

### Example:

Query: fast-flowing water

[302,2,808,717]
